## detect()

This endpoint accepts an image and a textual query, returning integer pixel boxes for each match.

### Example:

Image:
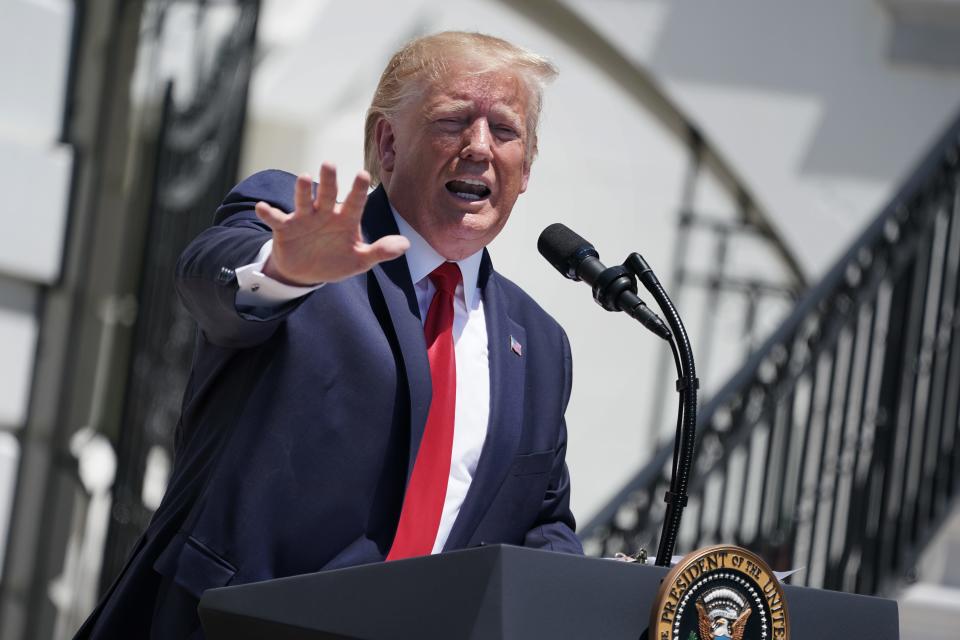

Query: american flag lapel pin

[510,335,523,357]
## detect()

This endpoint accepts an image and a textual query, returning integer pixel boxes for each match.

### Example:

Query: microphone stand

[623,254,698,567]
[540,223,697,566]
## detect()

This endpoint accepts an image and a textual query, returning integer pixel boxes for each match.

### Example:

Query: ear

[375,118,396,174]
[520,137,535,194]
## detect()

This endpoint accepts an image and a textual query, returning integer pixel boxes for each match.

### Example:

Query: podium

[198,545,899,639]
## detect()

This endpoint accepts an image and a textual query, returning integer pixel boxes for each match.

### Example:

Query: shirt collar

[390,204,483,307]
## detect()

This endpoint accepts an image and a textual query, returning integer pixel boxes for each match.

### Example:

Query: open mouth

[446,179,491,202]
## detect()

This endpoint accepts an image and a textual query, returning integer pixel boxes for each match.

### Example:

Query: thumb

[361,234,410,266]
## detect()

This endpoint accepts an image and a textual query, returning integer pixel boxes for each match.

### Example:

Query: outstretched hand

[254,164,410,285]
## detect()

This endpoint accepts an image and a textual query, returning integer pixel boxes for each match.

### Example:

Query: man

[75,31,581,639]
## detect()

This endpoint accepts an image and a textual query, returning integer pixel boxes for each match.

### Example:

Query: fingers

[267,164,367,231]
[314,163,338,211]
[254,201,290,229]
[360,234,410,266]
[294,173,314,215]
[340,170,371,220]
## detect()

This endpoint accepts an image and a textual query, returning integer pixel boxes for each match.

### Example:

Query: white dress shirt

[234,209,490,553]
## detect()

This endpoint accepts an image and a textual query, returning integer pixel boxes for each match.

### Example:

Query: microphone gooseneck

[538,224,698,567]
[625,253,698,567]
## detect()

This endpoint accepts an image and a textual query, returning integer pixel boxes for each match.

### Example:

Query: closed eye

[434,118,466,132]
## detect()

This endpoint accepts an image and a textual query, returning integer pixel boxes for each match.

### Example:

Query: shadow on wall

[648,0,960,181]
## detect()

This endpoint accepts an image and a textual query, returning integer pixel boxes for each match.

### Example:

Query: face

[376,61,532,260]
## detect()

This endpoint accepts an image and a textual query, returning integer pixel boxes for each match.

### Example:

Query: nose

[460,118,493,162]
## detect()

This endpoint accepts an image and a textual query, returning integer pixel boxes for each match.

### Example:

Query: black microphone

[538,223,671,341]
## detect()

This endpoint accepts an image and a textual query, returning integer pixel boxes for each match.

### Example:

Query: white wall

[568,0,960,276]
[0,0,74,283]
[0,0,75,573]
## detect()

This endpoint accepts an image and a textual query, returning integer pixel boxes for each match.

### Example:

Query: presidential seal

[650,545,789,640]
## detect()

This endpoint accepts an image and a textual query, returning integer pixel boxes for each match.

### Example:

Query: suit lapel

[362,199,527,543]
[444,255,526,550]
[362,187,432,479]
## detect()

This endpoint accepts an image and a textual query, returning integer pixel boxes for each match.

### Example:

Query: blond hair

[364,31,558,185]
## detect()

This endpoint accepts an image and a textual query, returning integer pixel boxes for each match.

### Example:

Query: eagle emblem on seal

[695,587,752,640]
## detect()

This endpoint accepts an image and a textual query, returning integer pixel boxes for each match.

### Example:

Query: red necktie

[387,262,461,560]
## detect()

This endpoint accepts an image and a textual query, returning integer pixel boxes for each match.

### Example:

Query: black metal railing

[99,0,260,593]
[582,110,960,596]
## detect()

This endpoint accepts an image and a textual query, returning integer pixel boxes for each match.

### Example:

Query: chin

[455,219,500,243]
[428,228,488,260]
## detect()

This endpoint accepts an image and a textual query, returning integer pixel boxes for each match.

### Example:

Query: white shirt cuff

[235,239,323,308]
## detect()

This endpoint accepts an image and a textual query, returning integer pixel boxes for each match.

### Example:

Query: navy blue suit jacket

[76,170,581,639]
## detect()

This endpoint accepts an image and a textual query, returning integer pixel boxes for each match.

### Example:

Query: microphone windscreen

[538,223,596,280]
